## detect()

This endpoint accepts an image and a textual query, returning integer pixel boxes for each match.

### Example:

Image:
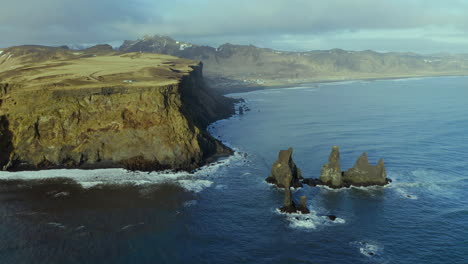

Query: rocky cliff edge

[0,47,236,171]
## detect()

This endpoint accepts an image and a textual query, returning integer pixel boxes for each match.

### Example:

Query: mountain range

[120,35,468,93]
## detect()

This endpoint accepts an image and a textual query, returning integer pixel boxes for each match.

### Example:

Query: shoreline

[219,73,468,95]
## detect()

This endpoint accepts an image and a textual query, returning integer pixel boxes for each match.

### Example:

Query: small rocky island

[312,146,390,188]
[266,148,309,214]
[267,146,391,214]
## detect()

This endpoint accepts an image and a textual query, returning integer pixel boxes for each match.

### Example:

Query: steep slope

[0,48,235,171]
[120,36,468,92]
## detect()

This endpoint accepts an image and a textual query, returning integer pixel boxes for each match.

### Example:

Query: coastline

[0,100,246,191]
[217,73,468,95]
[0,52,238,173]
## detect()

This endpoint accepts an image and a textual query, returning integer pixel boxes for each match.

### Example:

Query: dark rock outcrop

[296,195,310,214]
[279,185,296,213]
[343,152,388,186]
[0,116,13,169]
[266,147,303,188]
[279,187,310,214]
[327,215,337,221]
[319,146,343,188]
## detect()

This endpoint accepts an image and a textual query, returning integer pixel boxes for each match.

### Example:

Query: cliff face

[0,49,235,171]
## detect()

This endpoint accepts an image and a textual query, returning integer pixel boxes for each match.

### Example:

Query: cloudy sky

[1,0,468,53]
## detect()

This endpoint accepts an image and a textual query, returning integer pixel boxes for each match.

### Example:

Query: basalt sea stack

[279,191,310,214]
[343,152,388,186]
[316,146,390,188]
[266,147,303,188]
[319,146,342,188]
[0,46,236,171]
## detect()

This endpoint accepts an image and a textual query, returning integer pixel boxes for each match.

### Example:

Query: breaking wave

[350,240,386,261]
[0,151,244,193]
[275,208,345,230]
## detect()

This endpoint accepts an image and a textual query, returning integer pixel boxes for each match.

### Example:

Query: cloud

[0,0,157,45]
[1,0,468,53]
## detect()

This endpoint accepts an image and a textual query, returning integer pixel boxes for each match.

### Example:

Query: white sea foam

[0,150,243,193]
[121,222,144,231]
[252,89,283,95]
[276,209,346,230]
[386,168,460,199]
[47,222,66,229]
[395,188,418,200]
[283,86,320,91]
[318,184,385,192]
[243,98,267,102]
[351,240,383,258]
[53,191,70,198]
[319,80,360,86]
[390,77,428,82]
[0,96,247,194]
[214,184,228,190]
[121,224,134,230]
[177,180,213,193]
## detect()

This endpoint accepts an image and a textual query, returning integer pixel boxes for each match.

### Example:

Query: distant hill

[0,44,116,71]
[120,35,468,93]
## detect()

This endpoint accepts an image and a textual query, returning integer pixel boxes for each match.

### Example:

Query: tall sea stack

[265,147,303,188]
[343,153,388,186]
[316,147,390,188]
[319,146,343,188]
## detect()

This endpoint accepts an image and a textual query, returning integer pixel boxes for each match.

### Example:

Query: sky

[1,0,468,53]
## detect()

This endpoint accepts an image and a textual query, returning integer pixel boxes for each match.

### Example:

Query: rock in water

[327,215,337,221]
[238,106,244,115]
[265,147,303,188]
[296,195,310,214]
[279,186,310,214]
[319,146,343,188]
[343,153,388,186]
[311,147,390,188]
[279,184,296,213]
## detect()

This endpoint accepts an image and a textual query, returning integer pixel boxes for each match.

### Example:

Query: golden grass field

[0,46,199,93]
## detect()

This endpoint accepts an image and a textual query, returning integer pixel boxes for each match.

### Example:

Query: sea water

[0,77,467,263]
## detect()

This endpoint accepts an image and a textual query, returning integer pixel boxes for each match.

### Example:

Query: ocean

[0,76,467,263]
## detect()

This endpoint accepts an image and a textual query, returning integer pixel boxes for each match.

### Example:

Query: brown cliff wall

[0,54,235,171]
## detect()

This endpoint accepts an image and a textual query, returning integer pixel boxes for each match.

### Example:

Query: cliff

[120,35,468,93]
[0,47,235,171]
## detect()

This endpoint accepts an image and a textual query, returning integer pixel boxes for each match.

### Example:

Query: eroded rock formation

[343,153,388,186]
[296,195,310,214]
[312,147,390,188]
[319,146,343,188]
[266,147,303,188]
[279,184,295,213]
[279,186,310,214]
